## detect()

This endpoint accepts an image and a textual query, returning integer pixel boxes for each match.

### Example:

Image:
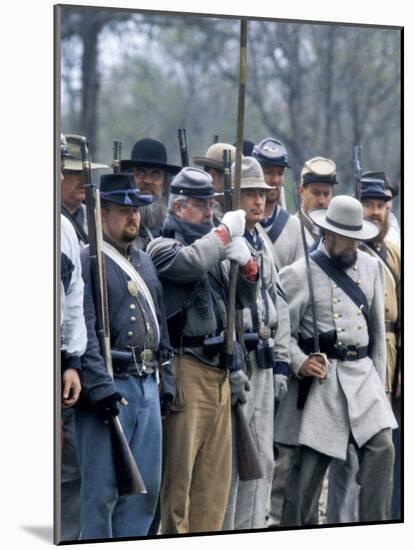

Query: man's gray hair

[168,193,188,213]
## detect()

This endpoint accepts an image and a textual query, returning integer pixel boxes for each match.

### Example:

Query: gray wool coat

[259,210,304,270]
[274,243,397,460]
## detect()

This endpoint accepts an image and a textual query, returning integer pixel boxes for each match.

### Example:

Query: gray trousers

[282,429,395,527]
[267,444,321,526]
[326,445,360,524]
[222,364,274,530]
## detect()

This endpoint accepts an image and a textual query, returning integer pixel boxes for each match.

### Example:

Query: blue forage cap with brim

[360,177,392,202]
[99,173,153,206]
[252,137,290,168]
[362,171,398,198]
[170,167,216,199]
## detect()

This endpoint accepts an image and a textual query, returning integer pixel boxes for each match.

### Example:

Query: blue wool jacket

[80,242,175,404]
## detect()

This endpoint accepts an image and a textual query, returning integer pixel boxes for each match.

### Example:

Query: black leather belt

[112,349,156,378]
[385,320,398,333]
[299,332,369,362]
[328,345,369,361]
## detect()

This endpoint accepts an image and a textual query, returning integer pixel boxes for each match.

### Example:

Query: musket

[296,189,328,409]
[80,138,146,496]
[353,145,363,201]
[112,140,122,174]
[223,20,263,481]
[177,128,189,167]
[223,147,263,481]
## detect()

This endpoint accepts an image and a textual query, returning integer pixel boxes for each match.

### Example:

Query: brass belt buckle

[140,349,153,370]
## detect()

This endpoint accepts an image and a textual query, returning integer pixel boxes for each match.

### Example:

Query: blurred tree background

[60,6,401,215]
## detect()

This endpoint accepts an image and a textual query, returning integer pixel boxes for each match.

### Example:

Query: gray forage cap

[170,167,215,199]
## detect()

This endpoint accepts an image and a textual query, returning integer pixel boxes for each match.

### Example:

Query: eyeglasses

[184,198,215,211]
[133,168,164,182]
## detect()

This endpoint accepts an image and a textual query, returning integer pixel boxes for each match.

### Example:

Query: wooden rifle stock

[234,402,264,481]
[178,128,189,167]
[80,138,146,496]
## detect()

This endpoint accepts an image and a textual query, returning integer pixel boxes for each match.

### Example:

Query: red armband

[239,258,259,281]
[214,225,230,246]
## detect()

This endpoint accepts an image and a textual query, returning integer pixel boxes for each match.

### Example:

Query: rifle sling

[267,207,290,243]
[61,206,89,245]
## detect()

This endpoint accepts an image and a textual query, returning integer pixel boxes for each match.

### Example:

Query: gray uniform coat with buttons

[147,228,257,366]
[274,243,397,460]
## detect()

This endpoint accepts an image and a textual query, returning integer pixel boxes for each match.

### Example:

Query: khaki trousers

[161,355,231,534]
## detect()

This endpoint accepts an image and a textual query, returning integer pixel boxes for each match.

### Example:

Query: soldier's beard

[330,250,358,270]
[139,197,168,230]
[121,225,139,243]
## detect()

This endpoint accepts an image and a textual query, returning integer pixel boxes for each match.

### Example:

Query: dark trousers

[60,408,81,541]
[281,429,395,526]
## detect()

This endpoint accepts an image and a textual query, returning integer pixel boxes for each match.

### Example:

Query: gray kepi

[308,195,379,241]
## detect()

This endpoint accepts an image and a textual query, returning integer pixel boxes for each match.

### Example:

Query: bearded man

[274,195,397,526]
[326,177,401,524]
[120,138,181,250]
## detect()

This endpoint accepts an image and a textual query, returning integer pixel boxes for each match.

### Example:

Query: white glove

[273,374,288,402]
[221,209,246,238]
[229,369,251,405]
[225,237,251,266]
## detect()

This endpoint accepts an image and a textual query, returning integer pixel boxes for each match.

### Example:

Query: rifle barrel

[80,138,146,495]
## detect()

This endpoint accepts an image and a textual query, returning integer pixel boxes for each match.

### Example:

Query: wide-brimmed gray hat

[193,142,237,171]
[232,157,273,191]
[308,195,379,241]
[63,134,108,171]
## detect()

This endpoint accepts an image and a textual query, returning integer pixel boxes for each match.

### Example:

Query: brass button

[127,331,133,337]
[130,304,136,310]
[353,265,358,271]
[130,316,136,322]
[332,283,338,288]
[337,328,343,333]
[358,325,363,330]
[334,313,342,319]
[357,311,362,316]
[338,341,343,346]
